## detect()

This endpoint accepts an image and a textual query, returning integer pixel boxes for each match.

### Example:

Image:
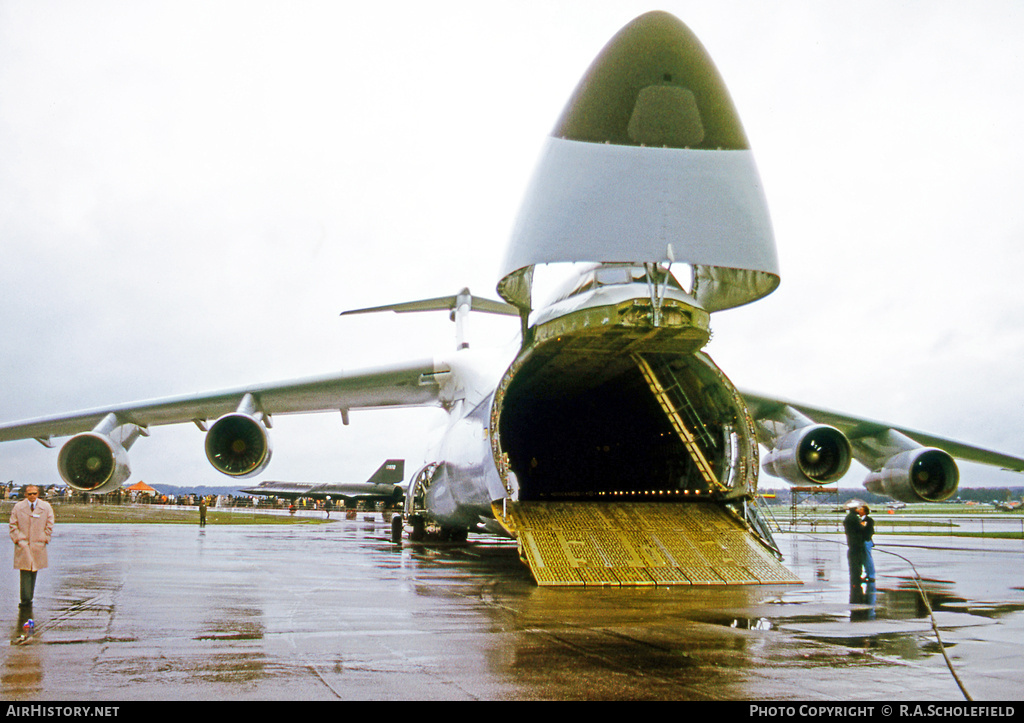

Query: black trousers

[19,570,37,605]
[847,548,864,587]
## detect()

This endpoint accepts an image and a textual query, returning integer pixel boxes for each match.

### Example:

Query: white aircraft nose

[552,10,749,150]
[499,11,779,314]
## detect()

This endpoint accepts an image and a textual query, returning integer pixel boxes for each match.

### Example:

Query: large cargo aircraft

[3,12,1022,585]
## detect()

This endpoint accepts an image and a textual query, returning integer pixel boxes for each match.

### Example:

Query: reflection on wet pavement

[1,518,1022,700]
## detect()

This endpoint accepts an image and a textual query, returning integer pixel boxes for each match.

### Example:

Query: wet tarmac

[2,513,1023,701]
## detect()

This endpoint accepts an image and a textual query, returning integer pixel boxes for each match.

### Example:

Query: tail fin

[367,459,404,485]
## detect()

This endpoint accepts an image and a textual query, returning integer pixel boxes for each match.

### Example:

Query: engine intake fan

[864,448,959,503]
[57,413,145,493]
[58,433,129,492]
[205,395,272,477]
[762,424,852,485]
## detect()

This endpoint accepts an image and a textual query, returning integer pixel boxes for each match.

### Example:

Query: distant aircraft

[2,12,1023,586]
[240,459,404,506]
[990,500,1023,511]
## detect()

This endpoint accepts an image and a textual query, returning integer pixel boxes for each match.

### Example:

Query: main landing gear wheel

[409,514,427,542]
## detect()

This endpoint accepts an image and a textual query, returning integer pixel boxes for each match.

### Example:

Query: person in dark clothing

[860,504,876,583]
[843,500,865,587]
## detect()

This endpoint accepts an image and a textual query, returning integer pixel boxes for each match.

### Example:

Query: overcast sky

[2,0,1022,491]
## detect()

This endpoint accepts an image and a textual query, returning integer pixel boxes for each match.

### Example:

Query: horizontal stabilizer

[341,288,518,318]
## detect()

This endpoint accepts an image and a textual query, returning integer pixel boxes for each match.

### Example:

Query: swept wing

[0,359,446,492]
[742,390,1024,472]
[0,359,444,443]
[743,389,1024,503]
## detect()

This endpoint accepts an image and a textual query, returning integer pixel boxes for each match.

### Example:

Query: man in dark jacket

[843,500,865,588]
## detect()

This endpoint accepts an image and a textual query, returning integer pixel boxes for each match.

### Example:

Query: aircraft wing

[0,358,447,445]
[741,390,1024,472]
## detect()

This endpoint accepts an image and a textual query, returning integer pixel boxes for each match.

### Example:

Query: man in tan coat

[9,485,55,607]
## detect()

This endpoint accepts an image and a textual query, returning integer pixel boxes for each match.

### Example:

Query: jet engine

[761,424,852,485]
[205,411,272,477]
[57,413,146,494]
[58,432,132,493]
[863,448,959,503]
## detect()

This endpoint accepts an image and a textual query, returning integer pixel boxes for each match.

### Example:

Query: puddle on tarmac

[700,578,1024,662]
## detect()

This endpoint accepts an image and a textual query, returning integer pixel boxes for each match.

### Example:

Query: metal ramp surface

[506,501,801,587]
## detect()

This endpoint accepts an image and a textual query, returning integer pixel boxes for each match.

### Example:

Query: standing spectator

[9,485,55,607]
[860,504,876,583]
[843,500,865,588]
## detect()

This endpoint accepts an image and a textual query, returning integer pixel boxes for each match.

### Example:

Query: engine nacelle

[205,412,272,478]
[58,433,132,493]
[863,447,959,503]
[762,424,852,485]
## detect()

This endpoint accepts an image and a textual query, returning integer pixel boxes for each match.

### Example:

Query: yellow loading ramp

[500,501,801,587]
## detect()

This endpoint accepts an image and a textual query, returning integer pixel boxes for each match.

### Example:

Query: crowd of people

[1,483,391,515]
[2,482,311,509]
